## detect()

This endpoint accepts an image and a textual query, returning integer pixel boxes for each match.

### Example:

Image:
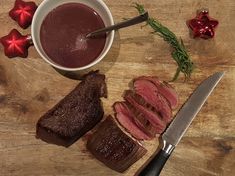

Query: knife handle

[138,149,170,176]
[138,141,174,176]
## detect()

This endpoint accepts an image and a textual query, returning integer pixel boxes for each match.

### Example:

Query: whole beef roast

[36,71,107,147]
[87,116,147,173]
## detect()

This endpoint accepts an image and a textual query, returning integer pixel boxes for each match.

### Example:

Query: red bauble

[0,29,32,58]
[188,9,219,39]
[9,0,37,29]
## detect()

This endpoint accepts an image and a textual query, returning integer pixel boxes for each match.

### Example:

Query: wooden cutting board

[0,0,235,175]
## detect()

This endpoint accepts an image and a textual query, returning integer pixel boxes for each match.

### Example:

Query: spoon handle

[86,12,149,38]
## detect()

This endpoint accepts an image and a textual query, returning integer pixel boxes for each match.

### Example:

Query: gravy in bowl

[40,3,106,68]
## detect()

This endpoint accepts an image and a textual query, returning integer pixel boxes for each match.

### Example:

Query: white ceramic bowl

[31,0,114,71]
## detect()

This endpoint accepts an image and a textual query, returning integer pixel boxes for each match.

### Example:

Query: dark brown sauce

[40,3,106,68]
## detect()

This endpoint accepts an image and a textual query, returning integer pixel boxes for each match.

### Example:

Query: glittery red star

[0,29,31,58]
[187,9,219,39]
[9,0,37,29]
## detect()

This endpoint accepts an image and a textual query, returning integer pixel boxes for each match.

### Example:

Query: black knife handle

[138,140,175,176]
[139,149,170,176]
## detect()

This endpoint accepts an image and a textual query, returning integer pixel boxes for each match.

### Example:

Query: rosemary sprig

[134,3,194,81]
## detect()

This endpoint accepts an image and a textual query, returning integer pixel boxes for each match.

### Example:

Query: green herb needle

[134,3,194,81]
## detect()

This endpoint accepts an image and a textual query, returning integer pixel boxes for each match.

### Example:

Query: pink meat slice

[125,102,159,138]
[124,91,166,134]
[133,79,172,123]
[114,102,151,140]
[135,76,179,109]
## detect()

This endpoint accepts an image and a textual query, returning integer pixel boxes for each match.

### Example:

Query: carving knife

[138,72,224,176]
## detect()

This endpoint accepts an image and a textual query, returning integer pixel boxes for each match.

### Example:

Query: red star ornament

[187,9,219,39]
[0,29,32,58]
[9,0,37,29]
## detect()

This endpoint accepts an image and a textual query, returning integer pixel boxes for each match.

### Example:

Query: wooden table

[0,0,235,175]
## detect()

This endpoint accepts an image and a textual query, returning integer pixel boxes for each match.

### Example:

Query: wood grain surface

[0,0,235,175]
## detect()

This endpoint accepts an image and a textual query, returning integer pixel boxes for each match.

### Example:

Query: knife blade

[138,72,224,176]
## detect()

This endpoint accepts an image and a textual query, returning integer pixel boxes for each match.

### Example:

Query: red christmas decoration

[187,9,219,39]
[0,29,32,58]
[9,0,37,29]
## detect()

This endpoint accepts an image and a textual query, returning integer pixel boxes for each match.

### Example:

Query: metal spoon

[86,12,149,38]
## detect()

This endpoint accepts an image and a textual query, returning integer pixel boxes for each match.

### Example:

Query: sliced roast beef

[134,76,178,109]
[125,101,160,137]
[114,102,153,140]
[133,79,172,123]
[87,117,147,173]
[36,71,107,147]
[124,90,166,134]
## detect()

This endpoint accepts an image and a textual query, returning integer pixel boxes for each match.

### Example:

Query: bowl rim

[31,0,115,72]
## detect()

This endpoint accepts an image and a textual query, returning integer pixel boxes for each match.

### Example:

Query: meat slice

[87,117,147,173]
[114,102,152,140]
[133,79,172,123]
[36,71,107,147]
[124,90,166,134]
[125,102,160,137]
[135,76,178,109]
